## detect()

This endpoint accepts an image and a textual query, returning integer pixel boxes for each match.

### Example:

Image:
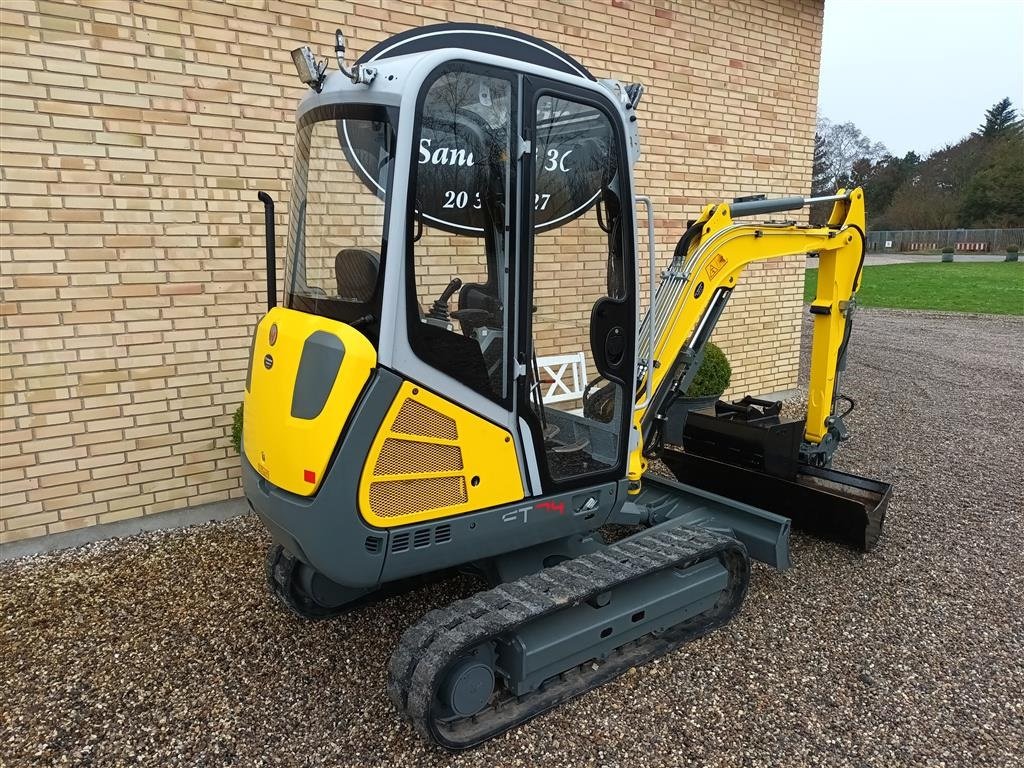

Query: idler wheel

[439,657,495,718]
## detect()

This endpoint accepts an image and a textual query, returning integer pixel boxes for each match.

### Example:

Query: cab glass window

[406,66,515,402]
[286,104,397,342]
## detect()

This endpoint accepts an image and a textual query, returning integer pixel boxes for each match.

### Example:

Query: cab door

[516,79,637,492]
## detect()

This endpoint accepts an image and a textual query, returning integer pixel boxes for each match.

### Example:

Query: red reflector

[303,469,316,484]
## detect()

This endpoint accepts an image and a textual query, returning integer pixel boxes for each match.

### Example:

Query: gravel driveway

[3,308,1022,767]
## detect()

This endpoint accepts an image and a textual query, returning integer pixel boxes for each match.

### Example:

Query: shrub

[232,404,243,455]
[683,342,732,398]
[941,246,955,254]
[1008,245,1019,253]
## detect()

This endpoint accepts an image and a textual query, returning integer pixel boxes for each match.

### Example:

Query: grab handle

[635,195,656,411]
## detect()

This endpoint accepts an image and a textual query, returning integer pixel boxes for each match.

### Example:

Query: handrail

[634,195,656,411]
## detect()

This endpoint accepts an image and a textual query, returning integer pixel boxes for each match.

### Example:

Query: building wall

[0,0,823,544]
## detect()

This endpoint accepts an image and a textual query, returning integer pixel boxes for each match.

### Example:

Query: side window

[286,106,395,332]
[406,67,514,402]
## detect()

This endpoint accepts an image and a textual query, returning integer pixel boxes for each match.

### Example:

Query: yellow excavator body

[242,22,892,751]
[243,306,375,496]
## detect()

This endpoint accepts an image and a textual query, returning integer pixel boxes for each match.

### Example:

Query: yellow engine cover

[358,382,525,528]
[243,307,376,496]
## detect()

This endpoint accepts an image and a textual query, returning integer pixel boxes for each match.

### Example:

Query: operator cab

[279,24,642,493]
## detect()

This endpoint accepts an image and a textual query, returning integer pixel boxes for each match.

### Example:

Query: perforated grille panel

[368,476,468,518]
[363,390,483,525]
[374,438,463,476]
[391,399,458,440]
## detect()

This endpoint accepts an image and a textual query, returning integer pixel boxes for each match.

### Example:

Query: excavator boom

[630,189,868,484]
[625,187,889,553]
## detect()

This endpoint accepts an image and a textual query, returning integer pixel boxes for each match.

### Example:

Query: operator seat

[416,322,493,399]
[457,282,504,394]
[334,248,379,302]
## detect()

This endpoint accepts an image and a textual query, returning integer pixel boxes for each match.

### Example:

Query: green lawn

[804,261,1024,315]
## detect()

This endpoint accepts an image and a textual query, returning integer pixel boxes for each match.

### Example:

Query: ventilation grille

[364,536,383,554]
[391,399,458,440]
[369,476,468,519]
[373,438,463,476]
[389,523,454,555]
[366,394,468,523]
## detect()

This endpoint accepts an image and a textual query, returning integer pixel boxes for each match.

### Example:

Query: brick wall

[0,0,823,544]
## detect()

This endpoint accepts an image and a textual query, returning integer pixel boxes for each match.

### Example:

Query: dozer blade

[660,448,890,552]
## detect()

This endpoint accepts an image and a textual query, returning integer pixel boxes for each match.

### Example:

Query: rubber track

[265,544,349,619]
[387,523,749,750]
[266,545,441,621]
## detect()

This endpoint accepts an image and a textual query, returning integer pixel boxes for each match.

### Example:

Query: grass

[804,261,1024,315]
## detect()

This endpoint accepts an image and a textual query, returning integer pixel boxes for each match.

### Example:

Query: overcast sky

[818,0,1024,157]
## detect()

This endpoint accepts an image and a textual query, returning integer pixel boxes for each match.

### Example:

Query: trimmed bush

[941,246,954,263]
[232,404,243,455]
[1007,245,1019,262]
[683,342,732,398]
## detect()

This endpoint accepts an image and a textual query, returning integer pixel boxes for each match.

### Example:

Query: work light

[291,46,324,91]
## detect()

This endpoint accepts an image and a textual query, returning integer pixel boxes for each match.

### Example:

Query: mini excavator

[243,24,891,749]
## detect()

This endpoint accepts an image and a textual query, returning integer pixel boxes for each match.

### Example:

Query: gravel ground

[3,308,1023,767]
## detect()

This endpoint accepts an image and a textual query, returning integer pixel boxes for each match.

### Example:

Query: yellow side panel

[243,306,376,496]
[358,382,525,528]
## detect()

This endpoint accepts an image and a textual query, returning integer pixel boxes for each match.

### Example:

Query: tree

[880,137,985,229]
[816,100,1023,230]
[813,117,888,190]
[976,98,1022,139]
[809,118,887,224]
[856,152,921,228]
[811,129,832,197]
[881,163,959,230]
[960,134,1024,226]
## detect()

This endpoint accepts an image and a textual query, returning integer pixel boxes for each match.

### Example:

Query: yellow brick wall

[0,0,823,543]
